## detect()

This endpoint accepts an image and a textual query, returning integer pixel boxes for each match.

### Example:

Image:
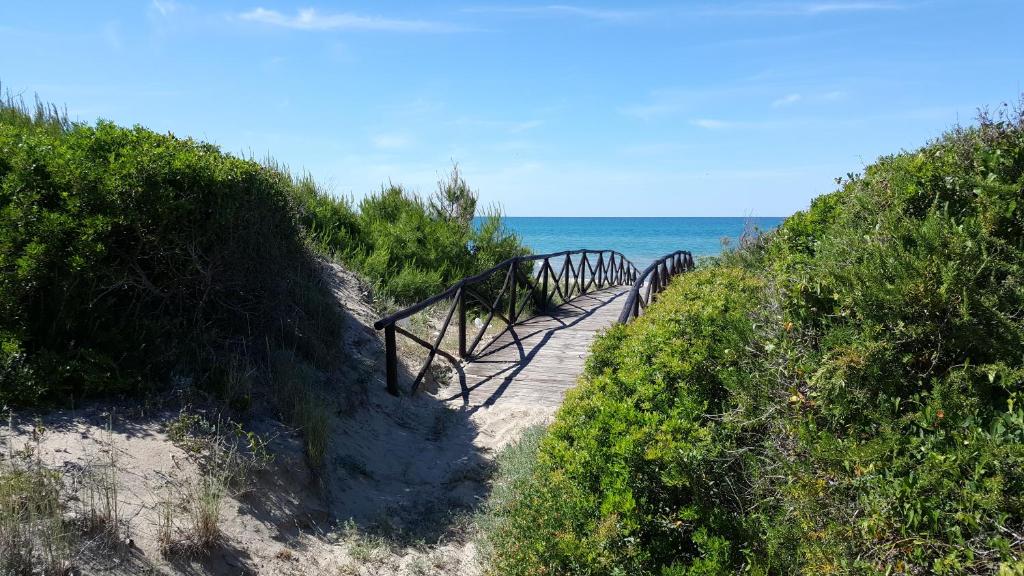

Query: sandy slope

[2,261,557,575]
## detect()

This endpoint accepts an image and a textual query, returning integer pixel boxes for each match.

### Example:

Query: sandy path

[1,263,624,576]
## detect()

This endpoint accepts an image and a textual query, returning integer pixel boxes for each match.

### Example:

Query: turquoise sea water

[498,217,786,270]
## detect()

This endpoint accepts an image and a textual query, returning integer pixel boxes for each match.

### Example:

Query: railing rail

[374,249,641,395]
[616,250,694,324]
[374,247,695,395]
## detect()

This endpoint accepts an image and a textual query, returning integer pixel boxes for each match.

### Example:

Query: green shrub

[0,90,526,406]
[486,268,764,575]
[0,96,342,406]
[294,164,529,304]
[488,102,1024,574]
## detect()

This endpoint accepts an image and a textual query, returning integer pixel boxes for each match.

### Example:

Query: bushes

[294,164,528,304]
[488,103,1024,574]
[0,90,526,407]
[0,97,342,406]
[485,268,765,575]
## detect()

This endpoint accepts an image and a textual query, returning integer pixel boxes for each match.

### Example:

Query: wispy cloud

[102,21,122,49]
[690,118,787,130]
[454,117,545,134]
[772,93,802,107]
[705,2,904,16]
[371,133,414,150]
[463,5,645,23]
[691,118,735,130]
[508,120,544,133]
[619,85,733,120]
[151,0,179,16]
[800,2,902,14]
[238,7,457,32]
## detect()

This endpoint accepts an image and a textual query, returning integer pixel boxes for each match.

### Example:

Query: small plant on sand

[161,410,272,556]
[271,350,331,469]
[292,393,329,468]
[474,425,545,565]
[80,421,122,549]
[0,417,73,575]
[183,470,227,553]
[155,492,176,557]
[337,519,387,567]
[166,408,273,489]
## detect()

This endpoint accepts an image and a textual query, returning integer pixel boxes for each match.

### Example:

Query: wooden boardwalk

[375,249,693,406]
[441,286,629,408]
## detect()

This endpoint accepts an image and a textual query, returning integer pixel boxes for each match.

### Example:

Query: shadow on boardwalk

[437,287,628,409]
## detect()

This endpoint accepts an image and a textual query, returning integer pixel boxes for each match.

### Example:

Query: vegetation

[484,102,1024,575]
[0,92,525,408]
[1,422,71,575]
[292,164,527,304]
[0,95,341,407]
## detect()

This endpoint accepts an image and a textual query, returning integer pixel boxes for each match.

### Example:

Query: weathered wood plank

[438,286,627,408]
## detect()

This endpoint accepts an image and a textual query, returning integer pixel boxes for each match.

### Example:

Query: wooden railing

[373,249,641,395]
[617,250,695,324]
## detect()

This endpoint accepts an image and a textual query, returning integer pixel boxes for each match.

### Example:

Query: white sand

[2,261,559,575]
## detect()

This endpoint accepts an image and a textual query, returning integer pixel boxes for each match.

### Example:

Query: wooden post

[458,288,467,359]
[564,254,571,299]
[580,253,588,295]
[508,259,518,325]
[385,324,399,396]
[541,259,549,310]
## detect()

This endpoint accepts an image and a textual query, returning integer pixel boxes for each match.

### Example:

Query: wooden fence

[374,248,693,395]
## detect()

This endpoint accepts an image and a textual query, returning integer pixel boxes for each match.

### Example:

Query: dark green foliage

[488,103,1024,574]
[0,92,527,407]
[293,164,528,304]
[0,97,342,406]
[486,268,763,576]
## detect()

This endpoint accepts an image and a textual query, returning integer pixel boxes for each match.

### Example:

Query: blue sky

[1,1,1022,216]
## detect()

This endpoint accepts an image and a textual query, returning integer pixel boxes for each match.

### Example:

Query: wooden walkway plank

[440,286,628,408]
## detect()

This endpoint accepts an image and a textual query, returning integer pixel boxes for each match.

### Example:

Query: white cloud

[453,117,545,134]
[691,118,734,130]
[102,21,122,49]
[690,118,784,130]
[238,8,457,32]
[704,2,903,16]
[463,5,644,23]
[151,0,179,16]
[619,85,740,120]
[772,93,802,107]
[620,103,679,120]
[371,133,414,150]
[801,2,900,14]
[508,120,544,133]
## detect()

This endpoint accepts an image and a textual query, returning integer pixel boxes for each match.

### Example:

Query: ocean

[499,217,786,270]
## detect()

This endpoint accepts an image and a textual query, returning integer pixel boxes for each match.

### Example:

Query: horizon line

[495,214,789,218]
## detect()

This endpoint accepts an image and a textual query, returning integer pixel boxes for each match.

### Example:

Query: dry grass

[184,471,227,552]
[79,421,122,549]
[271,350,332,469]
[0,417,73,575]
[155,492,176,556]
